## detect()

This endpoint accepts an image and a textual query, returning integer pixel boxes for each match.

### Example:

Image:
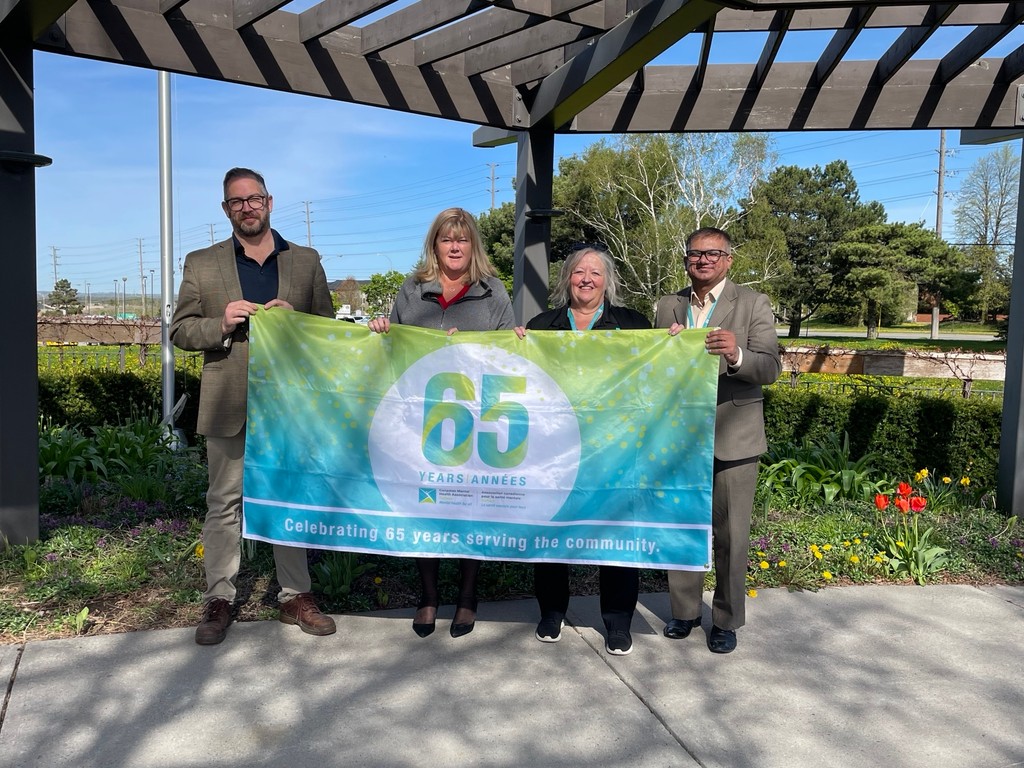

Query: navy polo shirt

[233,229,288,305]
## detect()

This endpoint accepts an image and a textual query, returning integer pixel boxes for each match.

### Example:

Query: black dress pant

[534,563,639,633]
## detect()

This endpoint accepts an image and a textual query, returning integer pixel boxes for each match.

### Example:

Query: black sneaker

[535,616,564,643]
[606,629,633,655]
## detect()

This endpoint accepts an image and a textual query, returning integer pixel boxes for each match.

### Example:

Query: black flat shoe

[708,625,737,654]
[664,617,701,640]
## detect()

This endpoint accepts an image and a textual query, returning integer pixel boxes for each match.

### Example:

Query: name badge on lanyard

[686,294,717,329]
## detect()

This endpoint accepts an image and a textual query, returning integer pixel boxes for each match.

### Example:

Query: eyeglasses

[685,249,730,263]
[225,195,268,211]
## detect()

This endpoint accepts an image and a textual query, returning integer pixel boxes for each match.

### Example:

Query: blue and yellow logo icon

[419,488,437,504]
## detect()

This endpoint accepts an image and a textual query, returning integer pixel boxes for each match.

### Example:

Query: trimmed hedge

[39,368,201,436]
[764,386,1001,489]
[37,367,1003,490]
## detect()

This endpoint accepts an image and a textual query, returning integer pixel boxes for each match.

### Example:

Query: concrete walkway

[2,584,1022,768]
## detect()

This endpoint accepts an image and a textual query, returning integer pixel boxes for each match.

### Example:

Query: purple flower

[44,553,58,562]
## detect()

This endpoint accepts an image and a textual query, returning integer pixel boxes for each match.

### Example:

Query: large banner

[242,310,718,570]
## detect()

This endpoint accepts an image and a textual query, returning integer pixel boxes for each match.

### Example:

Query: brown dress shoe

[279,592,337,636]
[195,598,232,645]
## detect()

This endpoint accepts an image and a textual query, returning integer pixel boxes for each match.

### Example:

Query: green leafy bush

[761,432,885,505]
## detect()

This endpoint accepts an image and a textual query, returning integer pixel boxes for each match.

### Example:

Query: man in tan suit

[656,227,781,654]
[171,167,336,645]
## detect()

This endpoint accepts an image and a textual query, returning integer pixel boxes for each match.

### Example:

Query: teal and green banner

[242,310,718,570]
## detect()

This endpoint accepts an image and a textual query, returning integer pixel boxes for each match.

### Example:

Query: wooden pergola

[4,0,1024,544]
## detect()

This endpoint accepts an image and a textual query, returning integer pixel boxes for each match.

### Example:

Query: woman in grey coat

[368,207,514,639]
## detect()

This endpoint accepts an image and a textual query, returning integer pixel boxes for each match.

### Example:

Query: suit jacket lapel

[673,288,692,326]
[215,240,244,302]
[277,243,293,301]
[712,279,737,328]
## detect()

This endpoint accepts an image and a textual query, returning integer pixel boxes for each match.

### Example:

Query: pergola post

[996,144,1024,516]
[512,129,555,325]
[0,29,46,545]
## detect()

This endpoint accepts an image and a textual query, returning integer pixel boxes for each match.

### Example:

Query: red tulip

[910,496,927,512]
[874,494,889,510]
[894,497,910,513]
[897,482,913,498]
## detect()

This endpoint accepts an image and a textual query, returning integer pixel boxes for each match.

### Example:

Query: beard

[233,212,269,238]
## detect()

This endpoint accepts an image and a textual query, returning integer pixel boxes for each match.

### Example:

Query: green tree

[476,202,516,291]
[746,161,886,337]
[555,133,772,313]
[830,223,963,338]
[47,278,83,316]
[363,270,406,317]
[952,144,1017,322]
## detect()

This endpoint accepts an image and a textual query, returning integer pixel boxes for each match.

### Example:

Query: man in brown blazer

[171,167,336,645]
[656,227,781,654]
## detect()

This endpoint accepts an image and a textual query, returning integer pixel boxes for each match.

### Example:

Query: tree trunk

[787,304,803,338]
[865,299,879,339]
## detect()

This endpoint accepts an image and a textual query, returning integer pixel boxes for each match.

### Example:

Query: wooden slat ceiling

[25,0,1024,133]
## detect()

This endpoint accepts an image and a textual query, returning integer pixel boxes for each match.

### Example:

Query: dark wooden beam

[524,0,720,131]
[416,8,555,66]
[298,0,393,41]
[935,2,1024,84]
[361,0,486,54]
[233,0,289,30]
[693,14,714,91]
[873,2,955,85]
[998,43,1024,83]
[3,0,76,38]
[812,4,872,86]
[714,4,1019,32]
[43,0,516,126]
[752,8,791,87]
[462,17,600,74]
[570,59,1022,132]
[158,0,189,14]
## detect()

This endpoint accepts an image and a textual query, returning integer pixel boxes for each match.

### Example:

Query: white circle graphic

[368,344,580,521]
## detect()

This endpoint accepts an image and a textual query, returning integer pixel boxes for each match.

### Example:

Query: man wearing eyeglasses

[171,167,336,645]
[655,227,781,654]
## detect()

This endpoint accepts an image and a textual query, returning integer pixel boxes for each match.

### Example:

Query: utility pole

[149,268,155,318]
[487,163,499,210]
[138,238,146,318]
[122,276,128,316]
[113,279,118,317]
[305,201,313,246]
[50,246,59,286]
[936,130,947,238]
[86,282,90,314]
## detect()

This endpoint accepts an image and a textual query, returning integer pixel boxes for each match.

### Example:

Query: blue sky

[33,39,1016,300]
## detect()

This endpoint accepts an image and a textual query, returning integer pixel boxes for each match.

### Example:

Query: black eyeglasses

[685,249,729,263]
[225,195,268,212]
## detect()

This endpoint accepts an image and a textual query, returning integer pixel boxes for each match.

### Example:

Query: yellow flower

[814,551,823,560]
[942,477,952,485]
[914,469,929,482]
[960,477,971,486]
[756,550,767,557]
[850,554,860,564]
[777,560,787,568]
[822,544,832,551]
[809,544,819,552]
[759,560,770,570]
[862,531,870,537]
[374,576,382,585]
[896,540,905,547]
[822,571,833,580]
[842,541,851,547]
[872,555,883,563]
[747,589,758,598]
[194,543,204,560]
[853,538,861,545]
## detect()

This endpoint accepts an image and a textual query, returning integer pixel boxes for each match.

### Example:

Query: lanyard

[568,304,604,330]
[686,293,717,329]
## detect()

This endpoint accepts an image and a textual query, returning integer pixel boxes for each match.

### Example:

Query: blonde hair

[550,247,621,308]
[414,208,496,284]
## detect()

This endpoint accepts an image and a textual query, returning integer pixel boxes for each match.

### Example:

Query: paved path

[2,584,1022,767]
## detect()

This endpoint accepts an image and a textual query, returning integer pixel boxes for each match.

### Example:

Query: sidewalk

[2,584,1022,767]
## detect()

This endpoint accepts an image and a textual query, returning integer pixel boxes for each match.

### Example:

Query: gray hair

[550,247,621,308]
